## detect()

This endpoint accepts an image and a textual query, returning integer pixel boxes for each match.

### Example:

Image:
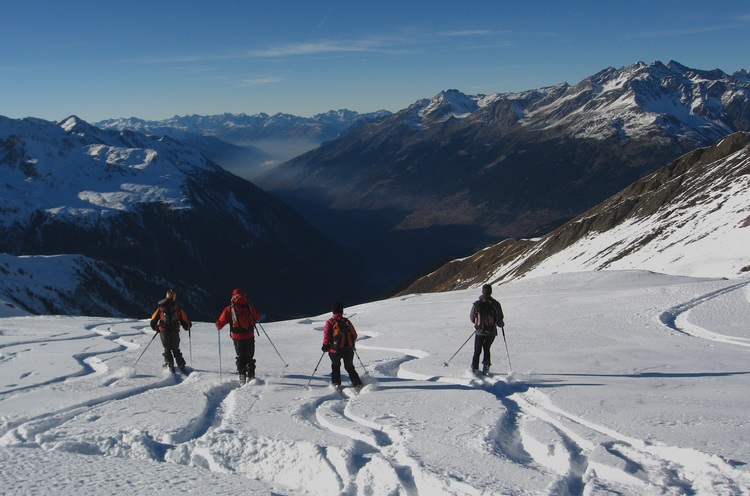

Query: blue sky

[1,0,748,122]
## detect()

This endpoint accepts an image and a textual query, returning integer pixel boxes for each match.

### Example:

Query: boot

[163,352,175,373]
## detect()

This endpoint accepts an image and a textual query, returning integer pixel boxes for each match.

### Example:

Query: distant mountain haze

[96,110,391,181]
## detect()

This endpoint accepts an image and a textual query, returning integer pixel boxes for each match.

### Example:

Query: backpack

[473,299,497,333]
[230,302,256,333]
[160,302,180,331]
[332,318,354,351]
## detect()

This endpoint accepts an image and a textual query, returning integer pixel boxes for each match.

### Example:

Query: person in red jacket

[321,302,363,389]
[215,288,261,385]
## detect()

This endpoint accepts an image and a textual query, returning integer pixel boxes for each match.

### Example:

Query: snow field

[0,270,749,495]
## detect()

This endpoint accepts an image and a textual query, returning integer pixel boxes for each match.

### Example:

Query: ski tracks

[510,385,750,495]
[318,281,750,495]
[659,279,750,347]
[3,285,749,496]
[505,280,750,495]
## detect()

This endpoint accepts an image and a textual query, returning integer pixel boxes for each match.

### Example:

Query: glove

[321,344,328,352]
[498,320,505,327]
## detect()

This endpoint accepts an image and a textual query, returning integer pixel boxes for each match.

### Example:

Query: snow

[1,270,749,495]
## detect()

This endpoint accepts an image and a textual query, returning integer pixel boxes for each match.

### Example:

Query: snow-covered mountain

[0,115,362,319]
[402,131,750,294]
[259,62,749,234]
[257,60,749,295]
[407,61,748,142]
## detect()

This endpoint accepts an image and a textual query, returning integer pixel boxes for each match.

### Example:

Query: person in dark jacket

[216,288,261,385]
[321,302,363,389]
[149,289,192,374]
[469,284,505,375]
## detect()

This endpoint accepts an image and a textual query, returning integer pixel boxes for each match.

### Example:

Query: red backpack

[230,296,256,332]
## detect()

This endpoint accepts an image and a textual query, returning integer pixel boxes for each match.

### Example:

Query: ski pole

[217,330,223,383]
[133,332,159,368]
[353,348,369,376]
[444,331,475,367]
[188,328,193,367]
[304,351,327,389]
[500,326,512,371]
[257,322,288,367]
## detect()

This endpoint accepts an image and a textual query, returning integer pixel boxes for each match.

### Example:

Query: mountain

[0,115,363,320]
[259,61,749,237]
[255,60,749,292]
[400,131,750,294]
[95,110,392,179]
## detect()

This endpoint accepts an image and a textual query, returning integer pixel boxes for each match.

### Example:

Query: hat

[332,302,344,314]
[231,288,245,302]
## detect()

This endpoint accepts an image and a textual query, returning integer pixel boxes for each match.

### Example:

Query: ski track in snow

[1,287,749,496]
[500,280,750,496]
[659,279,750,347]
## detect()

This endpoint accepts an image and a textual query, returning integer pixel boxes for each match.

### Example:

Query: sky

[1,271,749,495]
[1,1,749,123]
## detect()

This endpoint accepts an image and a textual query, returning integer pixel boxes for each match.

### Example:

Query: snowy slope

[1,271,749,495]
[498,133,750,281]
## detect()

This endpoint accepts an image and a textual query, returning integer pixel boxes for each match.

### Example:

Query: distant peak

[59,115,86,132]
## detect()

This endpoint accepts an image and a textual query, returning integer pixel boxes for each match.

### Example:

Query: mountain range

[0,116,363,320]
[1,60,748,319]
[255,60,749,291]
[95,110,391,180]
[259,61,749,237]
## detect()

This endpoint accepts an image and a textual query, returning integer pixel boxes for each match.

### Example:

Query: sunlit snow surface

[1,271,749,495]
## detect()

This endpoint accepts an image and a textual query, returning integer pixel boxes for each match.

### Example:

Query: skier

[469,284,505,375]
[321,302,363,389]
[215,288,261,385]
[149,289,192,374]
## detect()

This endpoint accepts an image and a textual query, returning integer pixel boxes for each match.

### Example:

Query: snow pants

[329,349,362,387]
[233,338,256,378]
[159,329,186,368]
[472,334,495,370]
